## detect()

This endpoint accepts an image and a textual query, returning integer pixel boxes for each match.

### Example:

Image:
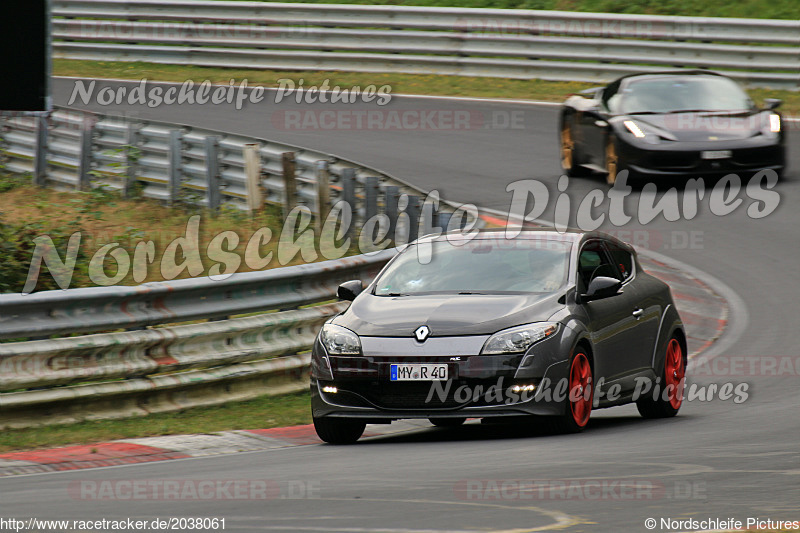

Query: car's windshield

[373,238,571,295]
[615,76,753,115]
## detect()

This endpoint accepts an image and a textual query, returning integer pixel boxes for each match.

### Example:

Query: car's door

[576,240,645,391]
[579,82,618,166]
[605,240,662,375]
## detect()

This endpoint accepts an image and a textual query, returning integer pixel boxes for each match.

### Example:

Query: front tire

[605,136,623,185]
[549,350,593,434]
[636,336,686,419]
[313,416,366,444]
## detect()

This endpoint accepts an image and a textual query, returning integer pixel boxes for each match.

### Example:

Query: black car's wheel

[313,416,366,444]
[560,120,589,177]
[549,350,593,434]
[605,136,623,185]
[429,417,467,427]
[637,336,686,419]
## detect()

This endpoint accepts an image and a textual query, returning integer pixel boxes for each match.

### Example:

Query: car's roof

[615,70,726,85]
[415,228,627,248]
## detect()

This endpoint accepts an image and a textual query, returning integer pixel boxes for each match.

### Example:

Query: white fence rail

[51,1,800,89]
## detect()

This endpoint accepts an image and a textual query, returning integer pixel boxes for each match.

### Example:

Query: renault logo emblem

[414,325,431,342]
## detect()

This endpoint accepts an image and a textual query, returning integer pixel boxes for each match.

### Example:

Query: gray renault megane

[311,229,686,443]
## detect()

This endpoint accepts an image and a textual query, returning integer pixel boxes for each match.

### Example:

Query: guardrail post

[33,116,48,187]
[384,185,399,242]
[341,168,357,239]
[245,143,263,212]
[406,195,420,243]
[168,129,182,205]
[421,198,435,237]
[77,117,95,191]
[438,212,452,233]
[281,151,297,217]
[364,176,379,222]
[122,123,140,198]
[315,160,330,234]
[205,136,221,211]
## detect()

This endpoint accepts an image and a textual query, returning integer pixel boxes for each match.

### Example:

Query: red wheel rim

[664,339,685,410]
[569,352,592,427]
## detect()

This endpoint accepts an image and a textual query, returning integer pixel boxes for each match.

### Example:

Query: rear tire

[636,336,685,419]
[429,418,466,427]
[313,416,366,444]
[560,119,589,177]
[549,350,593,434]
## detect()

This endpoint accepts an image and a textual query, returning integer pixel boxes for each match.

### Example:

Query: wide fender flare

[651,304,686,372]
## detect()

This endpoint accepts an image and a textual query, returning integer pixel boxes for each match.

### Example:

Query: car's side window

[605,242,635,282]
[602,80,621,111]
[578,241,620,290]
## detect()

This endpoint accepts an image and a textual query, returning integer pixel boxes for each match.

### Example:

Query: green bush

[0,217,90,294]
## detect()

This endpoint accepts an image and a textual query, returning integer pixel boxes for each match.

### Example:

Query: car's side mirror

[764,98,782,110]
[580,276,622,303]
[584,104,601,115]
[337,280,364,301]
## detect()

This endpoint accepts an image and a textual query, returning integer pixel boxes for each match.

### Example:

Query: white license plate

[701,150,732,160]
[390,364,448,381]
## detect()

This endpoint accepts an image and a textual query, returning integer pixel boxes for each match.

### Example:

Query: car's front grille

[649,153,697,170]
[338,379,519,410]
[732,146,782,167]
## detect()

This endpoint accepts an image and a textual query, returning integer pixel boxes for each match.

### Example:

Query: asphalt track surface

[2,78,798,532]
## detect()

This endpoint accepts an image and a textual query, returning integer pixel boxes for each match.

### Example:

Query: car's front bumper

[619,136,785,178]
[310,332,573,421]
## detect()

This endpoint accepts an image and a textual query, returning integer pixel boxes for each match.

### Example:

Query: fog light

[510,384,536,393]
[322,385,338,394]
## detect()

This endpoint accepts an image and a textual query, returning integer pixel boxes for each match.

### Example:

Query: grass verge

[0,392,312,453]
[54,59,800,114]
[0,178,352,292]
[208,0,800,20]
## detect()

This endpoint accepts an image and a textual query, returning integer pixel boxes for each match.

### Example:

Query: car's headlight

[623,120,662,145]
[623,120,646,138]
[319,323,361,355]
[769,113,781,133]
[481,322,559,355]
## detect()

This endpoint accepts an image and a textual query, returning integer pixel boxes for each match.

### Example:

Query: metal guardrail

[0,250,395,340]
[0,107,432,214]
[0,250,398,427]
[50,1,800,89]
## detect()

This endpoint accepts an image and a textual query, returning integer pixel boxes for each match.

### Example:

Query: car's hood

[333,292,563,337]
[623,111,767,142]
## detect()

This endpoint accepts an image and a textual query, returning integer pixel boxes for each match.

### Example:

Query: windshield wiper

[457,291,487,295]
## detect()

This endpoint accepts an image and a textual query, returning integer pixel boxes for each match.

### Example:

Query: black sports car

[559,71,786,184]
[310,229,686,443]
